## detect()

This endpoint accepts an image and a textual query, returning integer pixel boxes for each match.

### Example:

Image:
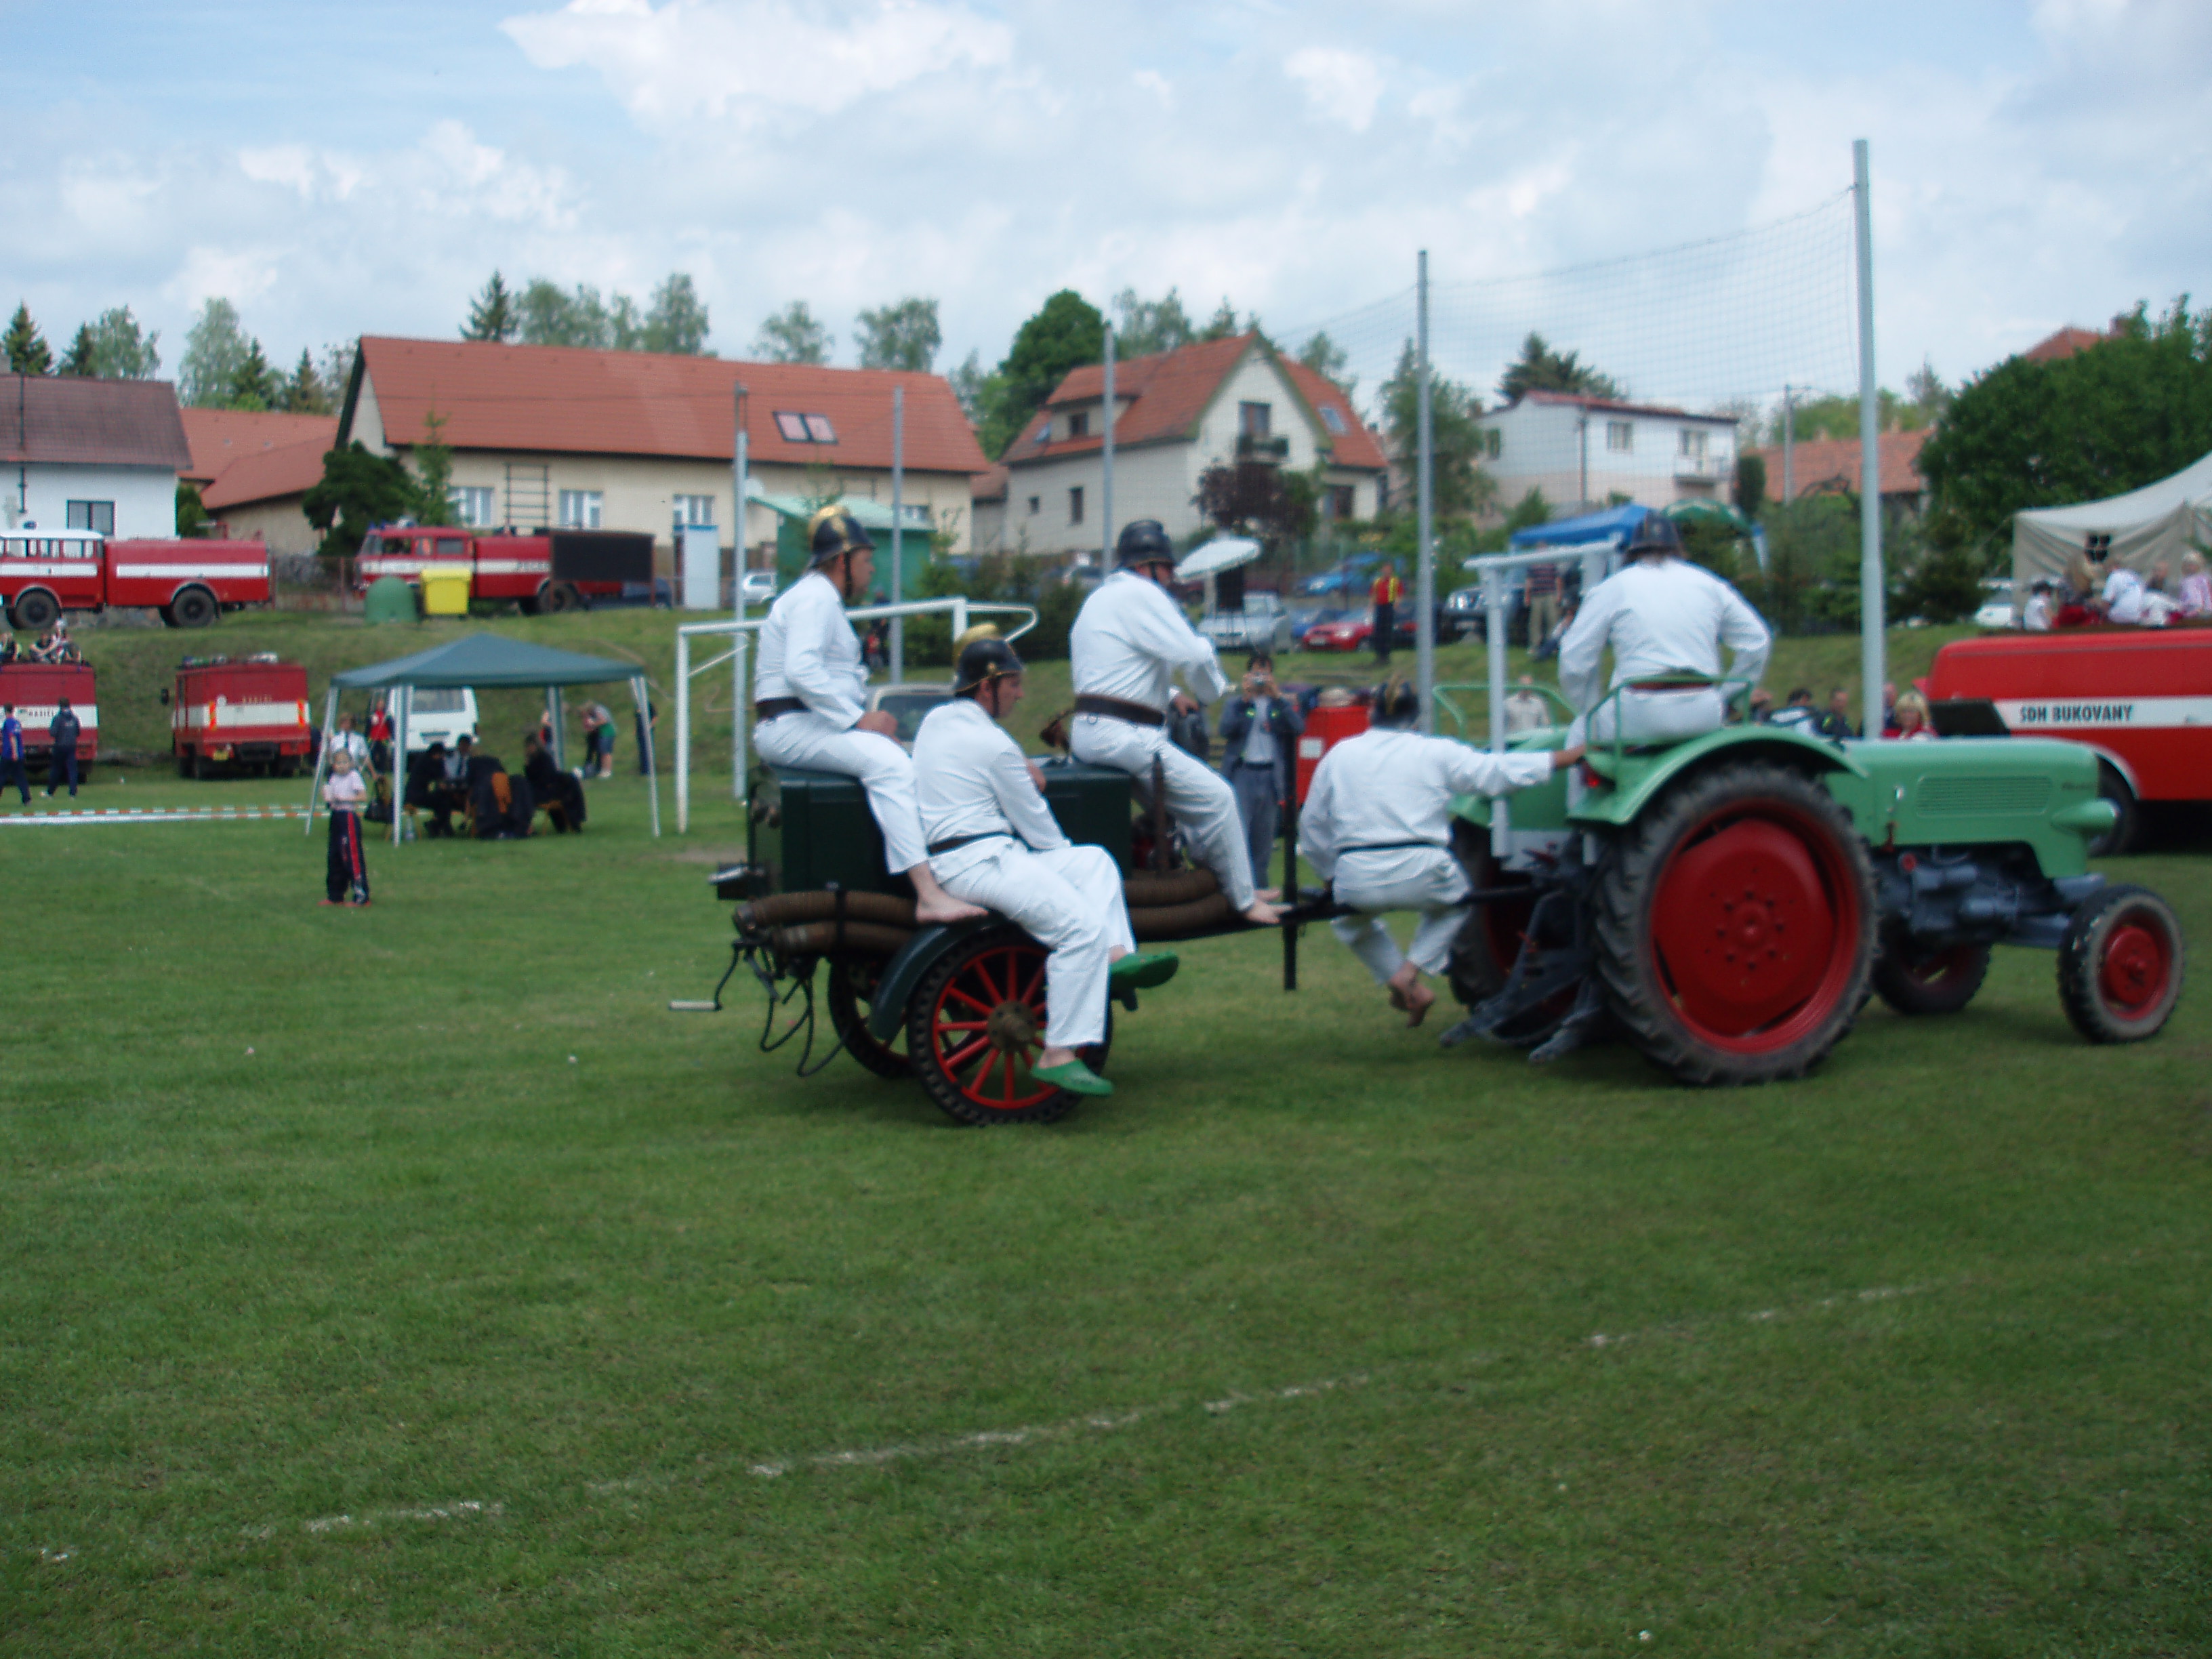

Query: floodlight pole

[1416,249,1435,733]
[1101,323,1115,563]
[733,380,750,801]
[1853,139,1885,731]
[891,384,905,681]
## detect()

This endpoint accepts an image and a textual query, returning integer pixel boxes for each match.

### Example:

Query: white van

[400,686,480,752]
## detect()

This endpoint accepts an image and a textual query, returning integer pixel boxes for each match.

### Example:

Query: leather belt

[1339,840,1449,855]
[927,832,1010,857]
[1073,694,1165,727]
[755,697,806,720]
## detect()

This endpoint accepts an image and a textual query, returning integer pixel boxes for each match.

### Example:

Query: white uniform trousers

[755,711,927,873]
[1069,714,1256,910]
[1568,686,1727,748]
[930,840,1133,1049]
[1328,846,1470,985]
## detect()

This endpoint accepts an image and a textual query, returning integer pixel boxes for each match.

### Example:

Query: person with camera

[1217,651,1303,895]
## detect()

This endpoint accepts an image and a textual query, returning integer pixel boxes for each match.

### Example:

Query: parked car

[1303,614,1374,653]
[401,685,480,753]
[739,571,778,607]
[867,682,953,745]
[1200,591,1295,655]
[1291,606,1350,648]
[1972,578,2017,630]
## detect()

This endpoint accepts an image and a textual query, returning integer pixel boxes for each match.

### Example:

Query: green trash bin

[365,575,415,625]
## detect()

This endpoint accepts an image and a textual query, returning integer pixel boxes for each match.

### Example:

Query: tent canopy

[330,633,642,691]
[1508,503,1652,550]
[1176,536,1261,579]
[2013,450,2212,589]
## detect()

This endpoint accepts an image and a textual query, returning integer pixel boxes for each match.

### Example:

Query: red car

[1303,615,1374,653]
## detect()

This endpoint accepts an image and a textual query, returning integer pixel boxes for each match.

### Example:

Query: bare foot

[1254,887,1282,903]
[1387,985,1409,1013]
[916,895,987,924]
[1400,981,1437,1027]
[1241,900,1286,926]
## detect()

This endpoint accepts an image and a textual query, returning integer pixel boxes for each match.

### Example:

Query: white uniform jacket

[754,569,867,727]
[914,699,1068,879]
[1070,571,1231,710]
[1557,558,1771,714]
[1300,729,1554,886]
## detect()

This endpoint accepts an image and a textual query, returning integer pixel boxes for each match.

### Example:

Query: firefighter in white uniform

[1069,520,1282,925]
[914,638,1180,1098]
[1558,514,1772,747]
[753,507,983,925]
[1303,678,1584,1027]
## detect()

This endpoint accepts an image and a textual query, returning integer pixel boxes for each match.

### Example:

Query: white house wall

[4,464,178,537]
[1479,403,1737,514]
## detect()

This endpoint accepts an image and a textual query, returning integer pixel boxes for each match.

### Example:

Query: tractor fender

[864,916,997,1042]
[1570,727,1865,828]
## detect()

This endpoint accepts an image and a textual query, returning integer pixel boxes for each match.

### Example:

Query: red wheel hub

[926,943,1059,1112]
[1648,803,1860,1052]
[2098,919,2171,1019]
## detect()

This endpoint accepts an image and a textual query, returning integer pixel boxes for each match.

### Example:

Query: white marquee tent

[2013,450,2212,588]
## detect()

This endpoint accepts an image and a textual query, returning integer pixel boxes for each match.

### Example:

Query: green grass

[4,741,2211,1654]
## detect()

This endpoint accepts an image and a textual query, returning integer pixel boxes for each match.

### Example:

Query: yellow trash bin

[421,571,471,616]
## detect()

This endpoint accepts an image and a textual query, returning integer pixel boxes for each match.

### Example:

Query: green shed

[754,492,936,600]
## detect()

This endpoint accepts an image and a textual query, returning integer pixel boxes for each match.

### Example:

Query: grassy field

[5,668,2211,1654]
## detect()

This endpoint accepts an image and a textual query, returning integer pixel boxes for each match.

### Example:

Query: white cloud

[1284,45,1385,131]
[1132,68,1173,108]
[166,245,284,310]
[499,0,1015,125]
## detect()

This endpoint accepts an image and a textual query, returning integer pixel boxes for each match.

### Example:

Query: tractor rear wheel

[1593,761,1875,1085]
[823,956,912,1080]
[905,926,1107,1126]
[2057,883,2184,1044]
[1872,930,1992,1016]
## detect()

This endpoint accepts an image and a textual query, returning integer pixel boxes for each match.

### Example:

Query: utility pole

[891,384,905,680]
[1416,250,1435,732]
[732,380,749,800]
[1101,323,1115,566]
[1578,409,1589,510]
[1853,138,1885,733]
[1781,384,1797,506]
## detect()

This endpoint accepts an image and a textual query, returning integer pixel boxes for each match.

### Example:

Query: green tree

[516,280,615,348]
[59,306,161,379]
[1380,340,1493,518]
[855,297,941,371]
[463,271,517,342]
[1296,330,1356,401]
[302,443,423,557]
[176,480,209,537]
[1197,298,1243,342]
[1111,288,1196,357]
[640,273,712,355]
[5,304,53,374]
[180,299,254,406]
[1496,331,1620,403]
[947,349,996,425]
[319,342,357,407]
[58,324,96,376]
[226,340,283,411]
[1789,388,1925,442]
[1503,487,1553,535]
[979,289,1105,460]
[282,350,331,414]
[1920,298,2212,550]
[1733,451,1767,518]
[752,300,832,365]
[407,409,457,527]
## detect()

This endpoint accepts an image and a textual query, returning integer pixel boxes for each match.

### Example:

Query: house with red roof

[1748,428,1931,514]
[180,407,340,552]
[337,337,987,567]
[2,373,191,537]
[1474,390,1741,518]
[976,333,1385,557]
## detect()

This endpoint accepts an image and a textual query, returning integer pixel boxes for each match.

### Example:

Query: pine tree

[226,340,282,411]
[4,304,53,374]
[60,324,98,376]
[283,349,330,414]
[463,272,517,343]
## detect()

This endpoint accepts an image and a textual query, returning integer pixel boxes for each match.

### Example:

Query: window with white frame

[1069,485,1085,525]
[1606,421,1634,453]
[675,493,716,526]
[1679,428,1709,459]
[450,485,495,527]
[65,500,115,534]
[1240,401,1272,438]
[1482,429,1502,459]
[558,489,603,529]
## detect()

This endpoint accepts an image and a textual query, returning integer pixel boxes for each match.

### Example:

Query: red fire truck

[164,655,312,778]
[0,662,98,774]
[1925,627,2212,854]
[0,529,271,630]
[354,526,653,612]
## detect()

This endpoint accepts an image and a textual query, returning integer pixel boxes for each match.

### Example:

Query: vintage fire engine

[354,526,653,613]
[0,529,270,630]
[0,662,98,772]
[164,655,312,778]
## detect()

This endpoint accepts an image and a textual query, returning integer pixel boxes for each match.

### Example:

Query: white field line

[0,804,316,826]
[241,1500,505,1540]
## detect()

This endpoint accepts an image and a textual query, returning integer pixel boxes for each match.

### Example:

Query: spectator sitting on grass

[0,630,16,664]
[1767,688,1819,732]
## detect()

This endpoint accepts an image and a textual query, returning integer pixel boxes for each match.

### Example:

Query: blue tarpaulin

[1507,504,1655,550]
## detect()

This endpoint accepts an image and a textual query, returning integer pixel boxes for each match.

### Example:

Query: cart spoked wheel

[906,926,1108,1126]
[1446,825,1577,1047]
[823,956,912,1080]
[1595,762,1875,1085]
[2058,883,2184,1043]
[1871,928,1992,1016]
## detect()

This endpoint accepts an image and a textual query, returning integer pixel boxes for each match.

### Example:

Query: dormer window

[1068,411,1090,439]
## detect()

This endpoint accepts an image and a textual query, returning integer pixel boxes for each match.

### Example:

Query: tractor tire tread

[2056,882,2185,1044]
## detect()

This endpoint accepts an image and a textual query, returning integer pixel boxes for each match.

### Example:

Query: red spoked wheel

[1872,929,1992,1016]
[906,926,1109,1125]
[2058,883,2185,1043]
[1594,762,1875,1084]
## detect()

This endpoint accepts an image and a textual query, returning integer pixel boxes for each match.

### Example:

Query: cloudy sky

[7,0,2208,411]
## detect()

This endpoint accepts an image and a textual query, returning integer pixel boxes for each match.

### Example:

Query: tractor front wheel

[1872,929,1992,1016]
[823,956,912,1079]
[1594,762,1875,1085]
[2057,883,2184,1043]
[905,926,1107,1125]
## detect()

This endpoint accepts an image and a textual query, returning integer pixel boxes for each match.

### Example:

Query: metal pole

[1486,569,1511,859]
[1101,324,1115,565]
[733,380,748,800]
[1782,385,1796,505]
[1416,249,1435,733]
[674,631,690,834]
[890,384,904,681]
[389,687,408,845]
[1853,138,1885,730]
[304,685,338,835]
[1578,412,1589,509]
[637,673,661,838]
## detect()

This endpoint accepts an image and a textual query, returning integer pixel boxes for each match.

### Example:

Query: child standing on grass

[321,750,371,907]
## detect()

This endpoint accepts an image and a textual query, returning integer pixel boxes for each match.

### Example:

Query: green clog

[1108,951,1180,991]
[1032,1058,1113,1097]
